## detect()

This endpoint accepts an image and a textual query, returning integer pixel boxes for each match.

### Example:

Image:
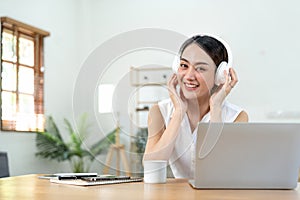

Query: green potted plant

[130,127,148,176]
[135,127,148,156]
[35,113,116,173]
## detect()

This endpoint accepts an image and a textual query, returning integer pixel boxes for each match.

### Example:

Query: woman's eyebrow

[180,57,190,63]
[180,57,209,66]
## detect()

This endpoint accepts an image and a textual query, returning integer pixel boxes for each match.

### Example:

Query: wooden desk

[0,174,299,200]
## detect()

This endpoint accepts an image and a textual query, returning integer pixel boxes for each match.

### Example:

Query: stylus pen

[57,175,77,180]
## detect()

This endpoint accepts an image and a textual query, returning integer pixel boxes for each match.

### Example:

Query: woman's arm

[143,104,184,161]
[210,68,239,122]
[143,74,187,161]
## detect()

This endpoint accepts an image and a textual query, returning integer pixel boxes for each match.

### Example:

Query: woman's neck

[186,97,210,132]
[187,95,210,118]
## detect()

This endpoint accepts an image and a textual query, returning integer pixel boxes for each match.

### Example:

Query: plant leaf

[35,131,69,161]
[77,113,90,141]
[90,128,116,156]
[46,116,63,140]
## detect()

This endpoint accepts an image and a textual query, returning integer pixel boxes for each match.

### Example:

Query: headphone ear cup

[215,61,229,86]
[172,55,180,73]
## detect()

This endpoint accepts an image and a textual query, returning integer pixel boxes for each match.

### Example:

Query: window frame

[0,17,50,132]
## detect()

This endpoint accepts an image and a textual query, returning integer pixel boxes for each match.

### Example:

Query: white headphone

[172,33,233,86]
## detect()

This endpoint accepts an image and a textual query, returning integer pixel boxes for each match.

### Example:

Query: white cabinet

[129,66,172,175]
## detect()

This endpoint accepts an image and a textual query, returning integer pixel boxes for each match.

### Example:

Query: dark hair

[179,35,228,68]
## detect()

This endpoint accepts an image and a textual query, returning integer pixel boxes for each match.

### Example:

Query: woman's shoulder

[158,98,172,106]
[222,101,248,122]
[157,98,173,111]
[156,98,174,122]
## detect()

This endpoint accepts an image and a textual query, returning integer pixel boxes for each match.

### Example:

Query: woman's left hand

[210,68,238,108]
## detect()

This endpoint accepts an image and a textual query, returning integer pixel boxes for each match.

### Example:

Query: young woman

[143,34,248,178]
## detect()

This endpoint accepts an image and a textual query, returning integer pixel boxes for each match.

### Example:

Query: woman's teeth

[185,83,199,88]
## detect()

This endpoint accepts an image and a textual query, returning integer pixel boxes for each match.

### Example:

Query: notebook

[189,123,300,189]
[50,176,143,186]
[39,172,98,179]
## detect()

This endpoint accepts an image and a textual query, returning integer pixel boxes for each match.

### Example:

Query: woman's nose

[185,67,196,80]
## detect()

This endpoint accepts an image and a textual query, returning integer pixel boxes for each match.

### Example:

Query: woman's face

[177,43,216,100]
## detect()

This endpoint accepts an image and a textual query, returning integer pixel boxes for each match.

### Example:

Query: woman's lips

[184,82,199,90]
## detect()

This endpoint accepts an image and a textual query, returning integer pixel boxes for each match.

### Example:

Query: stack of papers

[50,177,143,186]
[40,173,143,186]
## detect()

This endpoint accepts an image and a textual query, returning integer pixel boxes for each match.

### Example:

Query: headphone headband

[198,33,233,68]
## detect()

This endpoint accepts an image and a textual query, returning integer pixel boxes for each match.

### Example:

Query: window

[0,17,49,132]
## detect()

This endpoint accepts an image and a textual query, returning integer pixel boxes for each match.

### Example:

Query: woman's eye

[195,66,206,72]
[180,63,188,68]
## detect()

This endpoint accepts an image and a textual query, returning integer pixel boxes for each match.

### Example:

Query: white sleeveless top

[158,98,243,178]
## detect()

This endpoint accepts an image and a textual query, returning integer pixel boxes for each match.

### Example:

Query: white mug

[143,160,167,183]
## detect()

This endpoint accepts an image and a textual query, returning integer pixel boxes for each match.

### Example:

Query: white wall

[87,0,300,122]
[1,0,300,176]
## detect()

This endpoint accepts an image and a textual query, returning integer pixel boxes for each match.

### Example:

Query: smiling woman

[143,34,248,179]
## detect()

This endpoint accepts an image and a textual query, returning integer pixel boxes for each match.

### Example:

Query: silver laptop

[189,123,300,189]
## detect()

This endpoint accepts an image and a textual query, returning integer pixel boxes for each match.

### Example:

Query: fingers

[229,68,238,87]
[179,88,187,102]
[168,73,177,87]
[223,68,238,94]
[168,73,179,97]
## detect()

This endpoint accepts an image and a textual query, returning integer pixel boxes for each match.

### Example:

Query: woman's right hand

[144,74,186,161]
[168,74,188,115]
